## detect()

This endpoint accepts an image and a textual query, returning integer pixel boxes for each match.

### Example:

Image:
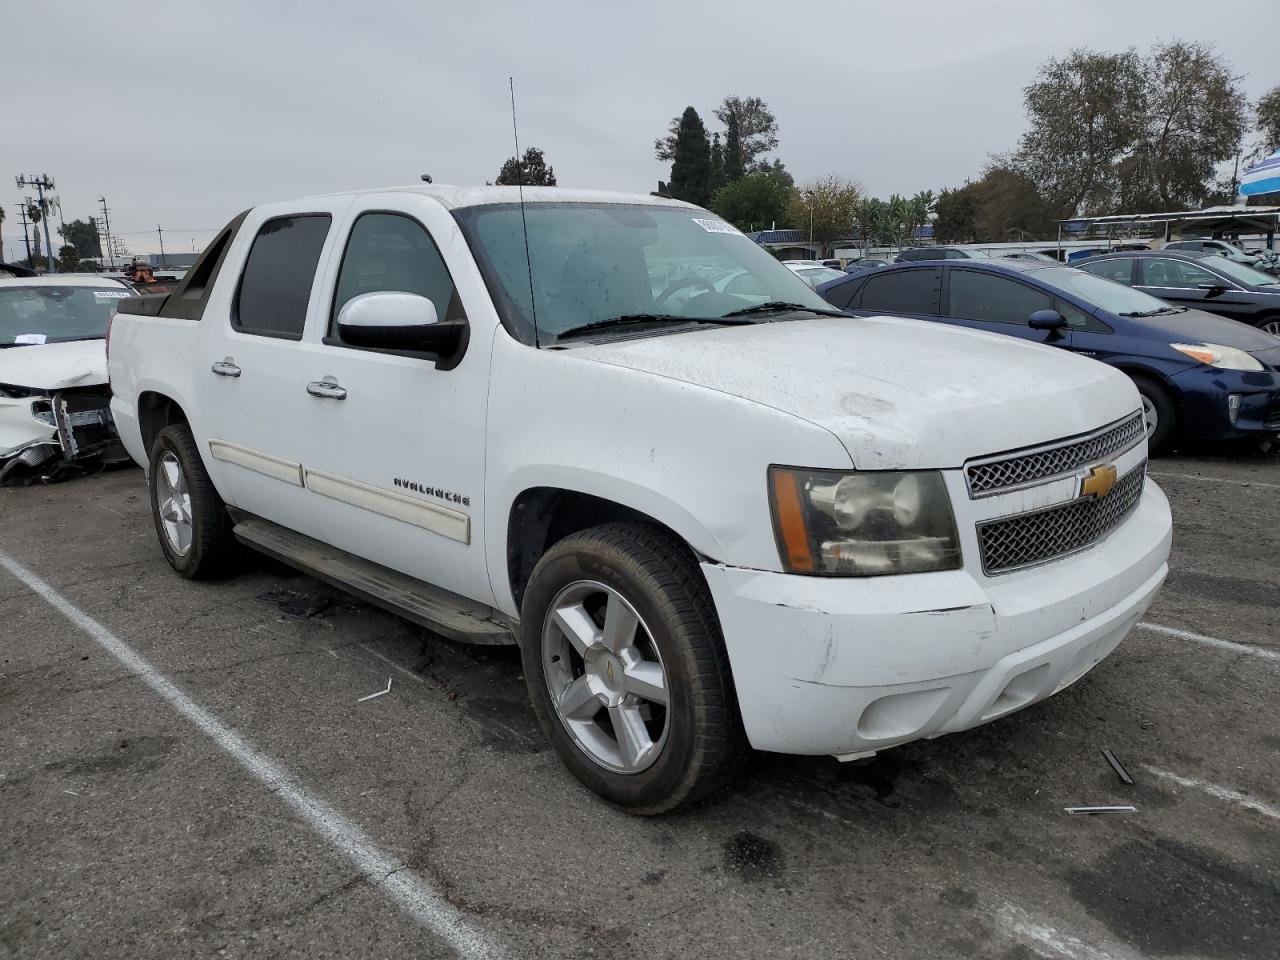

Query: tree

[854,197,888,247]
[785,175,860,257]
[57,244,81,273]
[1015,47,1146,216]
[902,190,935,246]
[668,107,712,207]
[710,171,791,231]
[709,133,727,196]
[494,147,557,186]
[972,165,1054,241]
[932,185,979,244]
[1117,41,1245,210]
[714,96,779,170]
[1252,86,1280,156]
[58,218,102,259]
[723,110,745,182]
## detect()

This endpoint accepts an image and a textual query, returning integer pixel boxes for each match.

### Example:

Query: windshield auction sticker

[692,218,740,235]
[15,333,48,344]
[93,290,131,299]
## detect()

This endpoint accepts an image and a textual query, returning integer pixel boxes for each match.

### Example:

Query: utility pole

[16,174,57,273]
[16,202,32,265]
[98,196,114,269]
[157,225,166,268]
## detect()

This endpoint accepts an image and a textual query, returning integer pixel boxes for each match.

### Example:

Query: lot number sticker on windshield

[15,333,48,344]
[692,218,739,235]
[93,290,131,299]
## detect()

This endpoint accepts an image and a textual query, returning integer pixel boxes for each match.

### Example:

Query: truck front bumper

[702,480,1172,759]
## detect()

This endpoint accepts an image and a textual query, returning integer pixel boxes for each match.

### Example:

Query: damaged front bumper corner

[0,387,123,484]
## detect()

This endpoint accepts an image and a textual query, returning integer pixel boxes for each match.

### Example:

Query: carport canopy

[1059,205,1280,248]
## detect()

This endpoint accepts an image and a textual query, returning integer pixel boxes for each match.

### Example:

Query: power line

[16,174,56,273]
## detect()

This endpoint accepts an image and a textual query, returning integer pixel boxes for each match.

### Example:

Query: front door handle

[306,378,347,400]
[211,359,241,378]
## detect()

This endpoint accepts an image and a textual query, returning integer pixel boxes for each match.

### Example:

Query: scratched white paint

[0,549,504,960]
[1142,766,1280,822]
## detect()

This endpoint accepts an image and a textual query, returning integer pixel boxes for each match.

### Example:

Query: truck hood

[574,315,1139,469]
[0,339,107,391]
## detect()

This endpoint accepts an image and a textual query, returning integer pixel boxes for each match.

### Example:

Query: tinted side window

[234,215,331,339]
[858,268,940,314]
[329,213,465,342]
[1078,258,1134,285]
[1139,258,1219,289]
[822,276,863,310]
[948,270,1052,325]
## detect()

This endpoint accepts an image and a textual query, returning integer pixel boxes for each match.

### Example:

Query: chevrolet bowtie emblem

[1079,463,1118,500]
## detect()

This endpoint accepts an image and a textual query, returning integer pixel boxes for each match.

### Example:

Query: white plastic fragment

[357,678,393,703]
[1064,805,1136,814]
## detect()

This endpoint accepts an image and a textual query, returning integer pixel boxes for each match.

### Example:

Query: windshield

[1034,267,1173,315]
[793,266,847,287]
[453,202,832,343]
[1202,256,1279,287]
[0,285,132,346]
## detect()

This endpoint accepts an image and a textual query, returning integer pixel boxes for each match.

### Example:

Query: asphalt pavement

[1,454,1277,959]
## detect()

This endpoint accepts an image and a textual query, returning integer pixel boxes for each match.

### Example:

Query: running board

[232,515,515,645]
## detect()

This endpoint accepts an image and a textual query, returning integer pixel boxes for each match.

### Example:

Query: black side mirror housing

[1029,309,1068,332]
[335,292,469,369]
[1196,282,1227,294]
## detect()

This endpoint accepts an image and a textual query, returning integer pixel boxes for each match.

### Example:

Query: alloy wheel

[1141,395,1159,437]
[1262,318,1280,338]
[156,451,193,556]
[542,580,669,774]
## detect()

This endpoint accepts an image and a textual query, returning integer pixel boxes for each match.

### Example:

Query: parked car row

[816,258,1280,454]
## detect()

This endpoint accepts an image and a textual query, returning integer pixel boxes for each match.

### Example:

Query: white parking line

[1141,766,1280,823]
[1137,621,1280,663]
[1147,471,1280,491]
[996,903,1136,960]
[0,549,503,960]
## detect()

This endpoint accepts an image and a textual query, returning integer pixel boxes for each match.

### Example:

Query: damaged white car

[0,276,134,484]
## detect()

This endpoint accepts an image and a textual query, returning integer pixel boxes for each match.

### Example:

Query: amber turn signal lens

[770,468,815,572]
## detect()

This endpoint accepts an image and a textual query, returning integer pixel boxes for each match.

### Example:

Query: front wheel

[1131,376,1177,457]
[1258,315,1280,338]
[520,522,746,814]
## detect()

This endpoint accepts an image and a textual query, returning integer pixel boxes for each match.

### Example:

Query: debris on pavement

[1064,805,1137,815]
[1101,748,1135,785]
[357,678,393,703]
[256,589,334,620]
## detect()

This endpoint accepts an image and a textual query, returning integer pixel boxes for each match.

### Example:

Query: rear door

[1135,257,1254,321]
[197,200,350,540]
[848,266,941,321]
[937,268,1070,348]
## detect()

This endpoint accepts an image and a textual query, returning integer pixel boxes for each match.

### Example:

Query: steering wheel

[654,273,717,307]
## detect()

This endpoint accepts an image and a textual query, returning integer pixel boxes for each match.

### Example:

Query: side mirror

[336,291,466,364]
[1196,282,1226,294]
[1029,309,1068,332]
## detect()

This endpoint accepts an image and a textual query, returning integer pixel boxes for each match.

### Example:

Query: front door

[939,268,1072,349]
[289,195,496,606]
[1135,257,1252,321]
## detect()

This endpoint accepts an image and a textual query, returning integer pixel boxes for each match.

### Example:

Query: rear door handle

[306,379,347,400]
[211,359,241,378]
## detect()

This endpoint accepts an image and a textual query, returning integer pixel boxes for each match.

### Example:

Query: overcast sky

[3,0,1276,258]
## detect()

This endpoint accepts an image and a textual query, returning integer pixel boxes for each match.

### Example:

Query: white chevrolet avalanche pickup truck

[109,186,1173,813]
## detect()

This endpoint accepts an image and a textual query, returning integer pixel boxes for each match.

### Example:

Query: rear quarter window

[233,215,332,339]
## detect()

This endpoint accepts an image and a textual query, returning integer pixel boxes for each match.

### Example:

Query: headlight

[769,467,962,576]
[1171,342,1263,371]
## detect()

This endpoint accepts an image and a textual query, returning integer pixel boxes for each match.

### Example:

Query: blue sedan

[816,259,1280,454]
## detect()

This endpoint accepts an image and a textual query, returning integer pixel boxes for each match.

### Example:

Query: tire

[1257,314,1280,338]
[1130,376,1177,457]
[148,424,236,579]
[520,522,747,814]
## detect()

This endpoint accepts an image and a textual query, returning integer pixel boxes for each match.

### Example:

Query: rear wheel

[1131,376,1177,456]
[520,522,746,814]
[148,424,236,579]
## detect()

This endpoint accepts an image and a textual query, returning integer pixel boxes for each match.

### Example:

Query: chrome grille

[978,463,1146,575]
[965,412,1145,498]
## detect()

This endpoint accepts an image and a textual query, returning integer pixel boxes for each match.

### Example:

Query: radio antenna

[509,77,540,348]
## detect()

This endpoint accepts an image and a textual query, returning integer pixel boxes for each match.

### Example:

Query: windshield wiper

[720,301,847,318]
[555,314,754,341]
[1118,306,1185,317]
